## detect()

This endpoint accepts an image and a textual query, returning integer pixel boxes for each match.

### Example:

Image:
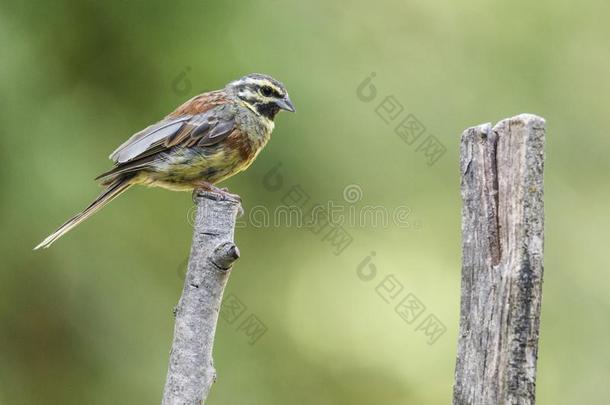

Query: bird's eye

[261,86,274,97]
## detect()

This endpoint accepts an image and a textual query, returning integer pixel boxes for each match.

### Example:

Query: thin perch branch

[162,190,241,405]
[453,114,545,405]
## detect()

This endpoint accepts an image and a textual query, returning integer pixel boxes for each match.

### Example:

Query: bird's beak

[276,95,296,112]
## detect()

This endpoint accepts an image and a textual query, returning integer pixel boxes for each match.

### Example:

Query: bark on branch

[453,114,545,405]
[162,191,242,405]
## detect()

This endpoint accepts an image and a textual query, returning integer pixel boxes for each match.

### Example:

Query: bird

[34,73,295,249]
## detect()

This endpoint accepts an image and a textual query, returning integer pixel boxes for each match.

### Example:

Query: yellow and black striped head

[227,73,295,120]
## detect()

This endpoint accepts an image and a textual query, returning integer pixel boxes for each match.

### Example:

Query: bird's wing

[109,111,236,164]
[109,90,232,164]
[109,116,192,163]
[96,103,237,183]
[163,112,236,149]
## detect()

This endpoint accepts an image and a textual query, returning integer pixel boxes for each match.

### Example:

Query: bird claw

[192,183,241,204]
[216,187,242,203]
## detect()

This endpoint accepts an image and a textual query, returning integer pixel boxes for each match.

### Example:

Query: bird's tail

[34,177,134,250]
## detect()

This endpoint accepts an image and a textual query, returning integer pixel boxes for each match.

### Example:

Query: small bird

[34,73,295,249]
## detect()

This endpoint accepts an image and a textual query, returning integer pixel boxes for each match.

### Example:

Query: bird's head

[226,73,295,120]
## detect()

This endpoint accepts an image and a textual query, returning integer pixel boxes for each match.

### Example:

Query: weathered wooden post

[453,114,545,405]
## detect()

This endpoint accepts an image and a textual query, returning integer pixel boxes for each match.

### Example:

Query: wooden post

[162,191,241,405]
[453,114,545,405]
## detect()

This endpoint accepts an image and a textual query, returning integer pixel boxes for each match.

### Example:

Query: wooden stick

[162,191,241,405]
[453,114,545,405]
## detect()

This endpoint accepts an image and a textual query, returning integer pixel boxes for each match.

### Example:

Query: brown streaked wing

[109,89,230,164]
[109,117,192,163]
[96,108,237,183]
[164,114,236,148]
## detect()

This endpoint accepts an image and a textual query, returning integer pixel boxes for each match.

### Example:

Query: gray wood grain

[453,114,545,405]
[162,191,241,405]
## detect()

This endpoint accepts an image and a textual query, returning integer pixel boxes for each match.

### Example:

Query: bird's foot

[192,182,241,204]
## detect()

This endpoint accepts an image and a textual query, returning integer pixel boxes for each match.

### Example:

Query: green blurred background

[1,0,609,404]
